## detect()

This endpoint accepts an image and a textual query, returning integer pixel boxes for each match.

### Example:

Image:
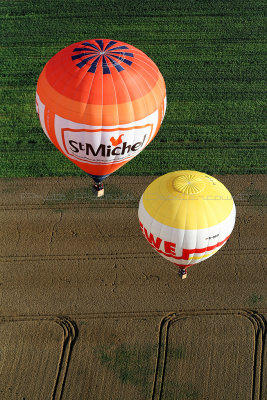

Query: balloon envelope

[138,170,236,270]
[36,39,166,183]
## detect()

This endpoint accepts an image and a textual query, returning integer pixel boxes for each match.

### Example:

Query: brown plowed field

[0,175,266,400]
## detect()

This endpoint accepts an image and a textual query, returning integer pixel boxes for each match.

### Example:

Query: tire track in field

[51,317,78,400]
[151,310,266,400]
[0,201,264,211]
[0,248,265,263]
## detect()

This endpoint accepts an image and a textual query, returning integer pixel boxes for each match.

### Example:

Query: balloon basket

[178,269,187,279]
[92,183,104,198]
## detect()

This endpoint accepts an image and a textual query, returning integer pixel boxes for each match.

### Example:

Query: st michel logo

[61,125,153,164]
[109,134,124,146]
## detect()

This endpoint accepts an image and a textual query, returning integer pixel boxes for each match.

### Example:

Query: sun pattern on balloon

[71,39,134,74]
[172,174,206,194]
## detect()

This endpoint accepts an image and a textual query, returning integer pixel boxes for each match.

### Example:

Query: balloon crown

[172,173,206,194]
[71,39,134,74]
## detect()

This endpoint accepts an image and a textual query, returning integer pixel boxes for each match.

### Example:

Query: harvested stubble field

[0,175,266,399]
[0,0,267,399]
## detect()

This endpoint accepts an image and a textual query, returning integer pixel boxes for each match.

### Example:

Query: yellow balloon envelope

[138,170,236,274]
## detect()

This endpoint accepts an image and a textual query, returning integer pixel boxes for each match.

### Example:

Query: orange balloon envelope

[36,39,166,183]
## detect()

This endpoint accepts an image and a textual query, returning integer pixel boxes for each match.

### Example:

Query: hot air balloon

[138,170,236,279]
[36,39,166,196]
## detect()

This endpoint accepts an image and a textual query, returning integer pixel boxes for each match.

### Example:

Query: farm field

[1,0,266,176]
[1,0,266,399]
[0,175,266,399]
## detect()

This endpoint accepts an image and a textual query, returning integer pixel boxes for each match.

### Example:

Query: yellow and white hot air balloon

[138,170,236,278]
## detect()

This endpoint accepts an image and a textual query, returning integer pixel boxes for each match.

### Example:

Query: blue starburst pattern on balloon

[72,39,134,74]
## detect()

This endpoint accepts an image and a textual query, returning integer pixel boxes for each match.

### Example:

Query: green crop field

[1,0,266,177]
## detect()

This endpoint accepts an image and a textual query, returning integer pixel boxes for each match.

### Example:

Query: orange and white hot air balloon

[36,39,166,195]
[138,171,236,279]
